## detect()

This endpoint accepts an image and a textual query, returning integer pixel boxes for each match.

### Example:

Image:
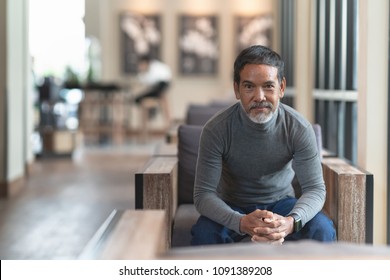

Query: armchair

[136,124,373,248]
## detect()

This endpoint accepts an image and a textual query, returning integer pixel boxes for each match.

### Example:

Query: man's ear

[279,78,286,98]
[234,82,240,100]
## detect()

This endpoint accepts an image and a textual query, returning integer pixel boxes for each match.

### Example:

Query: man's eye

[263,84,275,90]
[244,84,253,89]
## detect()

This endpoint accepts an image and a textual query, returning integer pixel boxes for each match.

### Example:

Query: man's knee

[191,217,219,245]
[308,212,337,242]
[191,216,236,245]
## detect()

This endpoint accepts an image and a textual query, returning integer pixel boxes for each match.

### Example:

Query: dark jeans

[191,197,337,245]
[134,81,169,104]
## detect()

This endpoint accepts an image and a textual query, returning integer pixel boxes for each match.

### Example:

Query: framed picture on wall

[178,15,219,75]
[120,12,162,74]
[235,14,273,55]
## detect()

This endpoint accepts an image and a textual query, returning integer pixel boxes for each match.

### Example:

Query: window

[29,0,85,79]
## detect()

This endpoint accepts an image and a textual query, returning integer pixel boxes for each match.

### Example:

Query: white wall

[85,0,276,120]
[6,0,28,182]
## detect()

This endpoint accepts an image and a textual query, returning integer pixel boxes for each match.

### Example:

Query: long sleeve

[193,125,245,234]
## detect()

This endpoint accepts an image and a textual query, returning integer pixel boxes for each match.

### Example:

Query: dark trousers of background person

[134,81,170,104]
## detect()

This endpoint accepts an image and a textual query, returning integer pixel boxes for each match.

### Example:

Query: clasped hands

[239,209,294,245]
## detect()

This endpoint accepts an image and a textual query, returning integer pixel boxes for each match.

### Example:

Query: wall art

[235,14,273,55]
[120,12,162,74]
[178,15,218,75]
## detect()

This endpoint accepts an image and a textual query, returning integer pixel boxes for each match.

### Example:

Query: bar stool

[139,93,170,142]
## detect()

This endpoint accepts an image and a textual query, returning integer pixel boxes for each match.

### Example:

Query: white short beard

[249,112,273,124]
[241,100,279,124]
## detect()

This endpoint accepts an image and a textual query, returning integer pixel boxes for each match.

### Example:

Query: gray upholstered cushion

[178,125,203,204]
[174,122,324,247]
[185,104,225,126]
[172,204,200,247]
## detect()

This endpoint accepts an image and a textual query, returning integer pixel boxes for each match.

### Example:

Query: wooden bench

[78,209,166,259]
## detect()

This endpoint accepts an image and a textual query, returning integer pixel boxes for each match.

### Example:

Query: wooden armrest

[321,157,373,243]
[135,156,178,247]
[79,209,166,259]
[165,122,181,143]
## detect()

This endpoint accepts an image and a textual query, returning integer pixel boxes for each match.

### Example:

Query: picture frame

[120,12,162,74]
[178,15,219,75]
[235,14,273,55]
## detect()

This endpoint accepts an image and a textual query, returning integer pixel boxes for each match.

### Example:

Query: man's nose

[253,87,266,101]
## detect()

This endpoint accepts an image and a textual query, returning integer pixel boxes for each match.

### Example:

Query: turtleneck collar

[238,102,280,132]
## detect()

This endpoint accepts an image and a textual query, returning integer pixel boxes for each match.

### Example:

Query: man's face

[234,64,286,124]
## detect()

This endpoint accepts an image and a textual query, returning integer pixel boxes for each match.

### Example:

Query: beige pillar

[358,0,389,244]
[0,0,31,196]
[294,0,315,122]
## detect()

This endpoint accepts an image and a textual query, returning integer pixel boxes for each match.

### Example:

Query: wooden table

[79,209,166,260]
[79,210,390,260]
[164,240,390,260]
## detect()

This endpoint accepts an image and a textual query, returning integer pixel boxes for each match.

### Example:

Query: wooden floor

[0,139,163,260]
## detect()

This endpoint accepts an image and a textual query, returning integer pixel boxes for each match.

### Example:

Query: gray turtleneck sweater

[193,102,326,234]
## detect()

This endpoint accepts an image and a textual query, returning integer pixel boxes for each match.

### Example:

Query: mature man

[191,45,336,245]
